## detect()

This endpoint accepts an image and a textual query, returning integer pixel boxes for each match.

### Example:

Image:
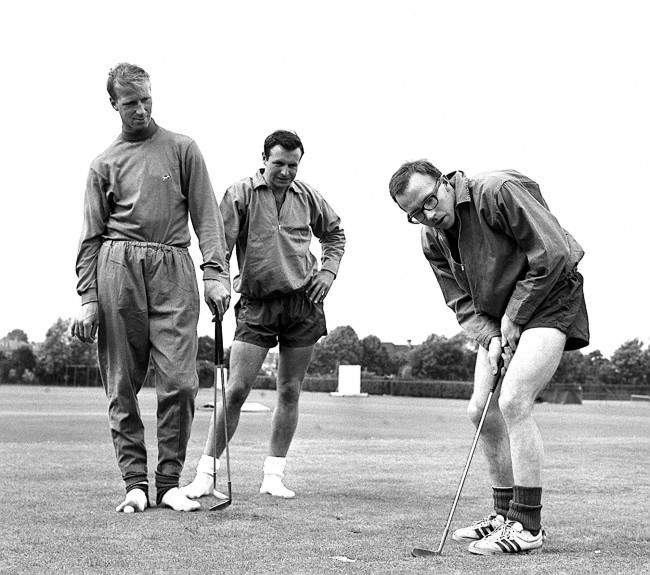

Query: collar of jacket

[446,170,471,206]
[252,169,300,193]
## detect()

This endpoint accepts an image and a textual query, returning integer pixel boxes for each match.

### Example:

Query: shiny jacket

[422,170,584,348]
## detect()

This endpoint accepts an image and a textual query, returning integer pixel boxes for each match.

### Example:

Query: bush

[302,377,338,393]
[254,375,277,390]
[197,360,215,388]
[390,379,472,399]
[360,379,392,395]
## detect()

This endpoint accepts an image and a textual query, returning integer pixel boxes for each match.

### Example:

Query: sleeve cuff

[203,268,231,293]
[505,298,532,325]
[321,261,339,277]
[477,329,501,350]
[81,289,98,305]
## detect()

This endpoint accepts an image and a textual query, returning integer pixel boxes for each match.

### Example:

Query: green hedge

[383,379,473,399]
[196,368,650,400]
[249,375,472,400]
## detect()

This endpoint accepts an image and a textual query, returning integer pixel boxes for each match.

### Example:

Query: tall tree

[552,350,591,383]
[360,334,391,375]
[610,338,649,385]
[197,335,215,362]
[6,328,28,342]
[309,325,362,375]
[408,332,475,380]
[11,346,37,376]
[36,318,97,383]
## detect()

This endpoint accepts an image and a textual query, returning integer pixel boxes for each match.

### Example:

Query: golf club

[412,356,505,557]
[209,316,232,511]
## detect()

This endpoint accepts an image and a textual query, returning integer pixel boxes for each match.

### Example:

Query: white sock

[260,456,295,499]
[160,487,200,512]
[180,455,227,499]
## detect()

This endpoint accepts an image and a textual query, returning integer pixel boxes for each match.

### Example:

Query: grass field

[1,385,648,574]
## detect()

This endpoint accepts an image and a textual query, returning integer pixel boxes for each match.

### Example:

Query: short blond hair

[107,63,150,100]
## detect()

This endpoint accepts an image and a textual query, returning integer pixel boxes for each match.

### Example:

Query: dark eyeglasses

[406,177,447,224]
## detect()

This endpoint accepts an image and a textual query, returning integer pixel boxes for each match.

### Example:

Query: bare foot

[160,487,201,512]
[116,488,148,513]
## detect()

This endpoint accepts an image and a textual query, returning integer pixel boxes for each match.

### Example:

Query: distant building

[380,340,414,356]
[381,340,415,378]
[0,337,30,356]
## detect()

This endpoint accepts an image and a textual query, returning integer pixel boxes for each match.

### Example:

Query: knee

[226,381,251,408]
[467,400,501,435]
[498,391,529,424]
[168,374,197,405]
[467,398,487,427]
[277,381,301,407]
[177,377,197,400]
[156,363,198,397]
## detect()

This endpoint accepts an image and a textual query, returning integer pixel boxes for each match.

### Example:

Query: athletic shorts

[233,291,327,349]
[523,267,589,351]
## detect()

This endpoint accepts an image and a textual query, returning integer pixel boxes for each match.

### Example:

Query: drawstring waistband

[104,239,189,254]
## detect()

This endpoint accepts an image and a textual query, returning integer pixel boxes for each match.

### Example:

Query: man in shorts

[388,161,589,555]
[72,63,230,513]
[182,130,345,499]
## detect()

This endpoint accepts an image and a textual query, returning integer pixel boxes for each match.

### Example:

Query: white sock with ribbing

[259,456,295,499]
[180,454,227,499]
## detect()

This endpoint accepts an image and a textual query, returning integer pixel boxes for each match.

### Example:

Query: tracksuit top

[422,170,584,348]
[220,170,346,299]
[76,122,228,303]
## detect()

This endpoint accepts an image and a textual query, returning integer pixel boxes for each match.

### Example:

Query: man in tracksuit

[389,161,589,555]
[72,63,230,513]
[181,130,345,499]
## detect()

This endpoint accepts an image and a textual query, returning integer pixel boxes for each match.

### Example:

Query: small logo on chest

[162,174,171,181]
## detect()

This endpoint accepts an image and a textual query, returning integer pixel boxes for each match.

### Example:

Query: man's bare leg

[469,346,514,488]
[498,327,566,486]
[467,327,566,552]
[181,341,269,499]
[260,344,314,498]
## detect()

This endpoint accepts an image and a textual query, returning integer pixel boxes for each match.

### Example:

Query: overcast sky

[1,1,647,357]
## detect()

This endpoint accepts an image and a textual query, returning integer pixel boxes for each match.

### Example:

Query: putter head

[411,547,442,557]
[209,498,231,511]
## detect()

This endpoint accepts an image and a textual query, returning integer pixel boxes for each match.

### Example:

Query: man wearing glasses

[389,161,589,555]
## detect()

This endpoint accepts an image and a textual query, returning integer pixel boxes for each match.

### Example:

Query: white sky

[1,0,648,357]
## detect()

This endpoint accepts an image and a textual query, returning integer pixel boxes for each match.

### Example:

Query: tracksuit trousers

[96,240,200,500]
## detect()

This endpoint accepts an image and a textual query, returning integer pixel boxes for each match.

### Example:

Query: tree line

[1,321,649,387]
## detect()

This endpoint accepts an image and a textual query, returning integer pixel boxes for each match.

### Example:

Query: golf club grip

[491,356,505,392]
[214,318,224,365]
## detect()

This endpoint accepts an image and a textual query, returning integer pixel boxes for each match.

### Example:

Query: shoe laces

[473,513,499,527]
[484,520,517,542]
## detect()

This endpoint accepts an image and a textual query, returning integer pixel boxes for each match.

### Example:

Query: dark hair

[107,63,150,100]
[263,130,304,158]
[388,160,442,202]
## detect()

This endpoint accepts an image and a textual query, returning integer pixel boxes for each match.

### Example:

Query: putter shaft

[412,360,504,557]
[209,318,232,511]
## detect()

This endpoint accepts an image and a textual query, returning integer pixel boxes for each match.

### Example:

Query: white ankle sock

[180,455,220,499]
[260,456,295,498]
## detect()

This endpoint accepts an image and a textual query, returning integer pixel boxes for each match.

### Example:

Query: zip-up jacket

[422,170,584,348]
[220,170,345,299]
